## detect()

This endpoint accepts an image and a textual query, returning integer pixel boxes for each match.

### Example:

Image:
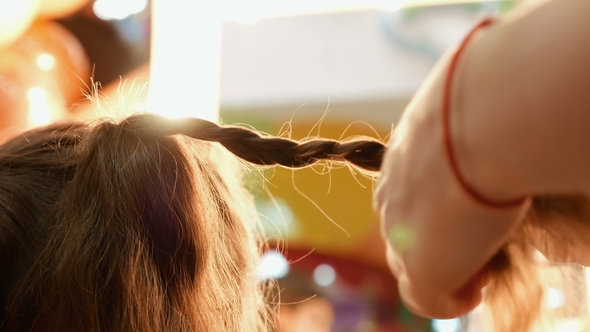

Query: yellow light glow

[36,53,56,71]
[27,87,53,126]
[0,0,40,49]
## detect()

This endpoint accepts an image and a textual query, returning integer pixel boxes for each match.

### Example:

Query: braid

[123,113,386,171]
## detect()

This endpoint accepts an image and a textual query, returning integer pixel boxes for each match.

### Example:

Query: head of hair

[0,114,271,331]
[0,111,384,332]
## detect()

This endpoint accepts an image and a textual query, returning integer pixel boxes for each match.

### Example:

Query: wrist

[447,20,531,204]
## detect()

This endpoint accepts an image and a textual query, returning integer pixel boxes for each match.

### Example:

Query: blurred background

[2,1,571,331]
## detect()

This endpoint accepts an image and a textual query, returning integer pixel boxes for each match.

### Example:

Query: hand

[374,49,531,318]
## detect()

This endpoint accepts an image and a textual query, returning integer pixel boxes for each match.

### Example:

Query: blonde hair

[482,195,590,331]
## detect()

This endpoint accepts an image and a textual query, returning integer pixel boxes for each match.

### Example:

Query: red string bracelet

[442,18,526,209]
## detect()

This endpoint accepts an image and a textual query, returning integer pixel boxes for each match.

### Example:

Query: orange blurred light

[0,0,40,49]
[37,0,91,19]
[27,87,54,126]
[36,53,56,71]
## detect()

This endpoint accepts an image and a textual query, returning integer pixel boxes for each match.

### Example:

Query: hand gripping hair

[0,112,587,331]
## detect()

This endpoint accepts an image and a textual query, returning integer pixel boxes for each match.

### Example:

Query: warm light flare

[36,53,56,71]
[147,0,222,121]
[0,0,40,49]
[27,87,53,126]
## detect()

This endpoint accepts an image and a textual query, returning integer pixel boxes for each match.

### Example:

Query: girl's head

[0,112,383,332]
[0,114,267,331]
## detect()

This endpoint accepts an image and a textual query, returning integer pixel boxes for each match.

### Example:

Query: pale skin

[374,0,590,319]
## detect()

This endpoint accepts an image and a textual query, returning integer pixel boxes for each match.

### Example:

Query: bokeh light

[313,264,336,287]
[35,53,55,71]
[547,287,565,309]
[259,250,290,281]
[27,87,54,126]
[432,318,461,332]
[93,0,148,21]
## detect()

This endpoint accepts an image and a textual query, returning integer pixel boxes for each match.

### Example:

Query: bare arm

[375,0,590,318]
[456,0,590,200]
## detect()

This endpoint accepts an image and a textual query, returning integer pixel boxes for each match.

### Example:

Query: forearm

[376,44,532,318]
[376,2,590,317]
[453,0,590,200]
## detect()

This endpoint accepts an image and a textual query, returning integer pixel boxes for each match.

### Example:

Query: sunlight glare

[432,318,460,332]
[148,0,221,121]
[313,264,336,286]
[36,53,55,71]
[259,250,290,280]
[27,87,53,126]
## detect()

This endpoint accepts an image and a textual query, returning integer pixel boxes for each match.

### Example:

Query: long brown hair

[0,112,384,332]
[0,115,262,331]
